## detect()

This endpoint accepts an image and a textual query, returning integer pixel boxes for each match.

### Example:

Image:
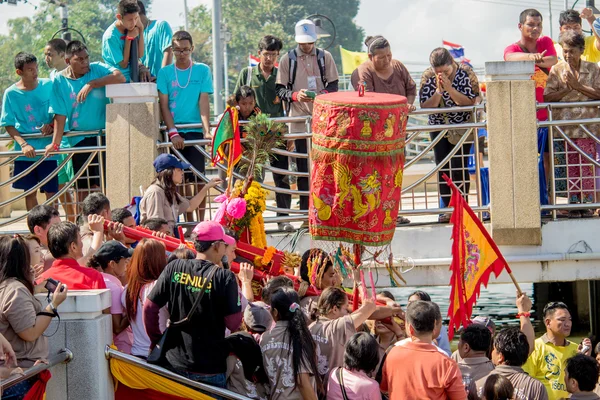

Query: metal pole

[565,0,569,9]
[212,0,224,115]
[224,41,229,99]
[183,0,189,31]
[549,0,554,38]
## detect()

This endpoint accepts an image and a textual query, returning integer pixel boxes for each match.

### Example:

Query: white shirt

[121,282,169,357]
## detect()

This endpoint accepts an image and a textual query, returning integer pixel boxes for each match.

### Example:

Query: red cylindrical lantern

[310,92,408,246]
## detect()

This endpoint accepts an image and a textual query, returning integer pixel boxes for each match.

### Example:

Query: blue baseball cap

[153,154,191,173]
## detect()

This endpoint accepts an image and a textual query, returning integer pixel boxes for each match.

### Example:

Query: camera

[44,278,63,293]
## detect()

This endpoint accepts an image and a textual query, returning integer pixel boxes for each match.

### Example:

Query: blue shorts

[12,160,59,193]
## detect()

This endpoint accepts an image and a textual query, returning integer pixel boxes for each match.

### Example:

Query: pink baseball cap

[192,221,226,241]
[224,235,236,246]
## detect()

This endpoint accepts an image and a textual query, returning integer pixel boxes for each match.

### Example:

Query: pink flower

[226,197,247,219]
[25,104,32,112]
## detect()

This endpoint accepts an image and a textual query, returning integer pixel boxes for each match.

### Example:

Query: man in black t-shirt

[144,221,242,390]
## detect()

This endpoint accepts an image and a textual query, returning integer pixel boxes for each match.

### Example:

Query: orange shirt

[380,341,467,400]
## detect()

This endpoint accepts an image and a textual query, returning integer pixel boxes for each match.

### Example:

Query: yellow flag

[339,46,369,75]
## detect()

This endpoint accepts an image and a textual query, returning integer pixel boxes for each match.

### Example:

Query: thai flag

[443,40,473,67]
[248,53,278,68]
[249,54,260,67]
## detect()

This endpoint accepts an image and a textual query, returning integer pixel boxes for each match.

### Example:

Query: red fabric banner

[309,92,409,246]
[445,174,512,339]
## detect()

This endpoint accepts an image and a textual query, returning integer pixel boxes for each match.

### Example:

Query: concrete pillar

[485,61,541,245]
[39,289,113,400]
[105,83,160,209]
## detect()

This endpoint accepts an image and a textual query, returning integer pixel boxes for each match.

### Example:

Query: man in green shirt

[235,36,293,232]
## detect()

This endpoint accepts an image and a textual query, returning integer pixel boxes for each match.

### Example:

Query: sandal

[396,216,411,226]
[568,210,582,219]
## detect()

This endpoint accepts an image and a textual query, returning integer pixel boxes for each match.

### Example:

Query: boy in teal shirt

[48,40,125,194]
[157,30,213,220]
[102,0,144,83]
[1,52,58,210]
[137,0,173,79]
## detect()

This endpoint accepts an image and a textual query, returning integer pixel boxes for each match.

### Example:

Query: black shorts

[178,131,206,181]
[12,160,59,193]
[72,135,106,189]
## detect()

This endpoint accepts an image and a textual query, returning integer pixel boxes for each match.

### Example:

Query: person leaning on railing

[139,154,221,236]
[544,30,600,218]
[419,47,480,223]
[0,235,68,399]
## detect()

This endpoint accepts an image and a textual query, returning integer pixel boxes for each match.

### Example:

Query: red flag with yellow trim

[211,106,243,176]
[444,174,512,339]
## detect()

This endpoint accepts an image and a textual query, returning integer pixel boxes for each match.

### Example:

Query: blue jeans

[174,369,226,400]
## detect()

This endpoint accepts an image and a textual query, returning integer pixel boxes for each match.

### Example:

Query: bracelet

[516,312,531,318]
[168,128,179,139]
[52,143,60,151]
[126,36,135,41]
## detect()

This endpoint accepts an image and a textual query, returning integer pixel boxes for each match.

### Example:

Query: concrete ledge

[106,82,158,103]
[485,61,535,81]
[36,289,111,320]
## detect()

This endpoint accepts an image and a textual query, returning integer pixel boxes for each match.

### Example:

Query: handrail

[538,100,600,109]
[0,130,104,140]
[0,348,73,390]
[105,346,252,400]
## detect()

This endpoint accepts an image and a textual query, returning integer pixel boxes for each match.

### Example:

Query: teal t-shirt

[141,20,173,78]
[157,62,213,132]
[49,62,114,146]
[102,21,132,82]
[0,79,57,161]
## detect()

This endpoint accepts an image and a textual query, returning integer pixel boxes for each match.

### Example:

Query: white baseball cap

[295,19,318,44]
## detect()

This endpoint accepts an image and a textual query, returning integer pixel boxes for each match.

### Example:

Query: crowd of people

[3,0,600,399]
[1,201,600,400]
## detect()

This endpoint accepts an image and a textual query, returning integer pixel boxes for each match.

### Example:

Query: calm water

[384,283,535,329]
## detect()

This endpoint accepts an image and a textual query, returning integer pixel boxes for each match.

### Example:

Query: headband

[368,37,387,54]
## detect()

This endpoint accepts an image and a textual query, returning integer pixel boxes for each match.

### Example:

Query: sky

[0,0,575,70]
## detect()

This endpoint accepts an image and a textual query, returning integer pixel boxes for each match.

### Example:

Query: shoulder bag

[147,264,218,365]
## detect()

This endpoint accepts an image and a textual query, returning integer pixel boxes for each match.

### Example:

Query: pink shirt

[504,36,557,121]
[327,367,382,400]
[102,273,132,354]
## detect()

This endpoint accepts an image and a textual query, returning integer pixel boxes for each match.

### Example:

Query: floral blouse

[544,60,600,138]
[419,62,480,126]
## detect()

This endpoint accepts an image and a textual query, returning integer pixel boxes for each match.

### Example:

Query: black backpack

[287,48,328,90]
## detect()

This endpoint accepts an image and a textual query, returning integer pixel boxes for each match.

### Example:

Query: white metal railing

[0,108,491,233]
[0,131,105,228]
[0,348,73,391]
[538,101,600,219]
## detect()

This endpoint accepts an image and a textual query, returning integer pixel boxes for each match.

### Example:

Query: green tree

[187,0,364,94]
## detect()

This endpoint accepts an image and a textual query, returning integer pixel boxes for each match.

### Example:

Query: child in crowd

[309,287,376,391]
[261,287,322,400]
[225,302,272,399]
[123,238,169,359]
[327,332,382,400]
[87,240,133,353]
[482,374,514,400]
[22,235,44,282]
[299,249,340,317]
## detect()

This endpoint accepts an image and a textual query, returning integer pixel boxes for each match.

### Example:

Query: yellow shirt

[522,334,579,400]
[556,36,600,63]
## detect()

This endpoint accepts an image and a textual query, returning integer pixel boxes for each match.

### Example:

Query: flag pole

[441,173,524,297]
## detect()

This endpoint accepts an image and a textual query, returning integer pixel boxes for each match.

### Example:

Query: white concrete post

[40,289,113,400]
